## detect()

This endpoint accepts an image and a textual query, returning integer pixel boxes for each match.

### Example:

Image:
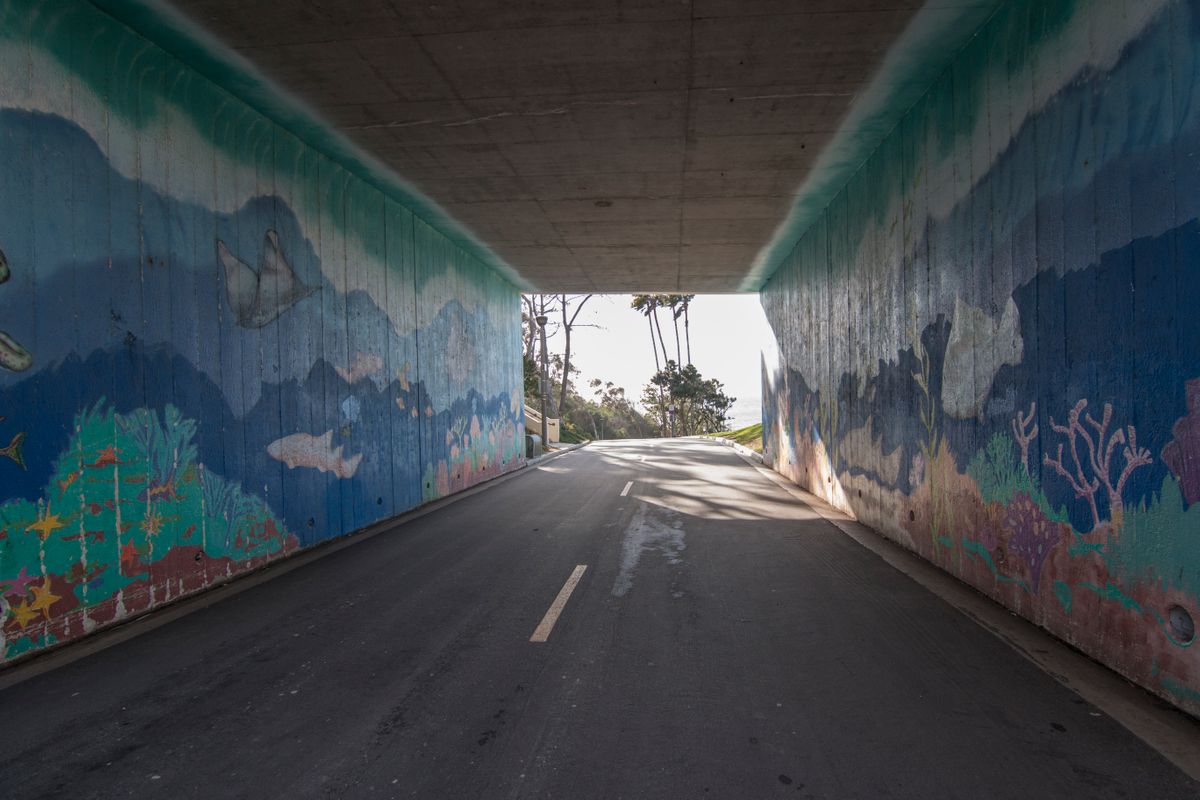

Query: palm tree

[631,294,669,435]
[679,295,694,364]
[665,295,683,365]
[631,295,666,371]
[648,295,671,366]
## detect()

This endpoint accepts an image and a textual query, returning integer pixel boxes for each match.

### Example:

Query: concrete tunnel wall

[761,0,1200,716]
[0,0,525,662]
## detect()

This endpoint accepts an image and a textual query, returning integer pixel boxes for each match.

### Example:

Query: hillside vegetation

[708,422,763,453]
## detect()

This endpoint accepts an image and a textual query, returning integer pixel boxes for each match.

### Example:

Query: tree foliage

[522,350,655,440]
[642,361,734,436]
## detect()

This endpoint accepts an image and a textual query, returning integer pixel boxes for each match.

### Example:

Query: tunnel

[1,0,1199,753]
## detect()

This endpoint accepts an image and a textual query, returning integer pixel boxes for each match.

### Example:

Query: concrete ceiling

[156,1,968,292]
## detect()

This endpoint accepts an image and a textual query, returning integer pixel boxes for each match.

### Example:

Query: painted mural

[0,0,524,661]
[761,0,1200,716]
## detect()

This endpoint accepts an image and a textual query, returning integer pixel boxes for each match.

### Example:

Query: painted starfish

[142,509,163,538]
[1,566,37,599]
[9,600,38,628]
[26,510,66,541]
[28,578,60,619]
[119,540,141,573]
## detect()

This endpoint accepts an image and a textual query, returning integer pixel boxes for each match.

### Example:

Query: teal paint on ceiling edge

[86,0,533,291]
[740,1,1005,293]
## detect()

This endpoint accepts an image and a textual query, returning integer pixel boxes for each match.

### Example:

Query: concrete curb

[731,450,1200,782]
[706,434,763,463]
[0,441,590,689]
[527,440,590,467]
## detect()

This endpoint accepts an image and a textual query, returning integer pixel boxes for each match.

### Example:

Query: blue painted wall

[0,0,524,660]
[762,0,1200,715]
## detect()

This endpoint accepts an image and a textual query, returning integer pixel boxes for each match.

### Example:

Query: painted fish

[138,478,180,503]
[65,528,109,544]
[0,430,25,469]
[86,445,123,469]
[266,430,363,479]
[0,331,31,372]
[58,470,82,495]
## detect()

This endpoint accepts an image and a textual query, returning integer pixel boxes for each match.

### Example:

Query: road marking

[530,565,588,643]
[620,481,633,496]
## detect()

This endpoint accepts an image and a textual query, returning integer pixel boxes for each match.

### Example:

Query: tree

[631,294,667,369]
[667,294,683,365]
[521,295,538,360]
[523,354,539,397]
[642,361,734,436]
[556,293,594,416]
[581,379,656,440]
[632,294,673,434]
[660,294,695,366]
[676,294,694,364]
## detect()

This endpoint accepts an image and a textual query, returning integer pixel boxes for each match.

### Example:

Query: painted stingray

[216,230,318,329]
[0,416,24,469]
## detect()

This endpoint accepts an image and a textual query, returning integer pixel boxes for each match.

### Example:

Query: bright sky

[536,294,773,430]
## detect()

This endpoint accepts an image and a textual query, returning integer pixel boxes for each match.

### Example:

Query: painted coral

[0,402,295,659]
[1044,400,1152,531]
[1004,493,1062,594]
[422,404,523,503]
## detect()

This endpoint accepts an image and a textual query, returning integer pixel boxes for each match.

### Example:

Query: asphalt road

[2,439,1197,799]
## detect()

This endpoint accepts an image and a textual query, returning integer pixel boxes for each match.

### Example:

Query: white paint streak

[620,481,633,497]
[530,565,588,643]
[612,504,685,597]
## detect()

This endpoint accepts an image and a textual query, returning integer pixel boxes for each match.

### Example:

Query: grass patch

[708,422,763,453]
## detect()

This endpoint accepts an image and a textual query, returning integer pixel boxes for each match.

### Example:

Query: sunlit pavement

[2,439,1196,799]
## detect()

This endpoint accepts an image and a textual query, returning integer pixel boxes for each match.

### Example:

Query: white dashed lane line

[529,565,588,643]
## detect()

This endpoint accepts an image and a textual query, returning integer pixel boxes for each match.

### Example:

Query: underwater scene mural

[762,0,1200,716]
[0,0,524,661]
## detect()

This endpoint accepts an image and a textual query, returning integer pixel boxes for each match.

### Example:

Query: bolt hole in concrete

[1168,605,1196,644]
[909,510,915,522]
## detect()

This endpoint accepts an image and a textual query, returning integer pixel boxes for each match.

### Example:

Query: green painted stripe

[78,0,531,290]
[741,1,1008,291]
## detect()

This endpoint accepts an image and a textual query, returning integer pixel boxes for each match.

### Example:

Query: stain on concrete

[612,504,686,597]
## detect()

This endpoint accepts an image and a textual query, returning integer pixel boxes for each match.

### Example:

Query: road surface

[2,439,1196,799]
